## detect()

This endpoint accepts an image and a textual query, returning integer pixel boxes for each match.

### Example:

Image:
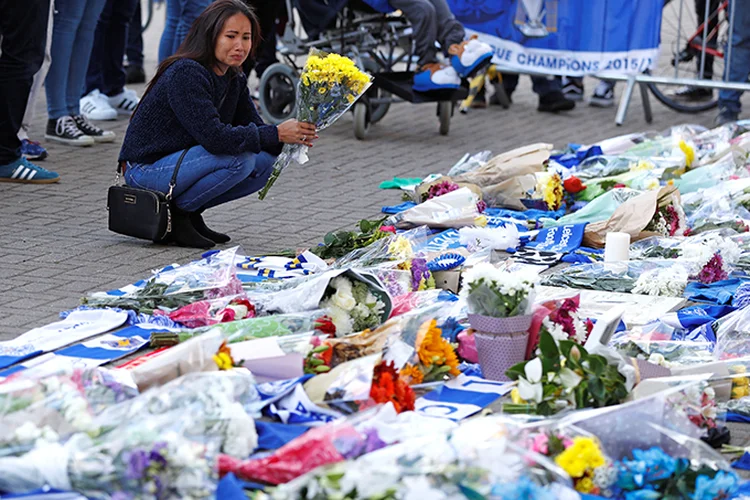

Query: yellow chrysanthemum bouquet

[258,50,372,199]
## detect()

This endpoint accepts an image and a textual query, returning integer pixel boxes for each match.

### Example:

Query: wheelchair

[257,0,468,139]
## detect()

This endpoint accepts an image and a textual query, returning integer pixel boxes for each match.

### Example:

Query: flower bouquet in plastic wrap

[218,402,455,487]
[504,329,631,416]
[82,247,243,313]
[0,374,97,456]
[246,269,392,337]
[258,49,372,199]
[258,416,579,499]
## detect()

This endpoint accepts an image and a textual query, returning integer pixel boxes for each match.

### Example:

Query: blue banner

[447,0,663,76]
[527,223,587,253]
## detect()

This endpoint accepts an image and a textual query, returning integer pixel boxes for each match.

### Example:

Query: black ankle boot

[189,211,231,243]
[169,207,216,249]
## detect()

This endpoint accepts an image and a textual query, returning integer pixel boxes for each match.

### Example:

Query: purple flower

[476,200,487,213]
[125,449,149,480]
[696,253,728,284]
[111,492,132,500]
[410,258,430,291]
[362,428,386,454]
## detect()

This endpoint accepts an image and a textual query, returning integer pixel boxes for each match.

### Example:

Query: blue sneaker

[449,37,494,79]
[20,139,48,161]
[413,63,461,93]
[0,157,60,184]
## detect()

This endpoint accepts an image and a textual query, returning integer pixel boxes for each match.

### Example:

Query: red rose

[380,225,396,234]
[563,176,586,194]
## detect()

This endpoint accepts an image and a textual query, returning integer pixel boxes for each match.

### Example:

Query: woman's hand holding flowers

[277,119,318,147]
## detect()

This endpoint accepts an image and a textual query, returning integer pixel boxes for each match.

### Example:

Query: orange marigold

[369,361,415,413]
[400,364,424,385]
[416,319,460,376]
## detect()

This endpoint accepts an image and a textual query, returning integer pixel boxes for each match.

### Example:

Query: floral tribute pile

[5,122,750,500]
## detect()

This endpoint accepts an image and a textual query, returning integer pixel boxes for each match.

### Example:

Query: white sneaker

[107,88,140,115]
[80,90,118,121]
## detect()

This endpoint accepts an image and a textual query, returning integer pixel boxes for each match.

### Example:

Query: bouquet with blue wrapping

[258,49,372,199]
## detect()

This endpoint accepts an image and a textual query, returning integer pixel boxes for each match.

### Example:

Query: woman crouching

[119,0,316,248]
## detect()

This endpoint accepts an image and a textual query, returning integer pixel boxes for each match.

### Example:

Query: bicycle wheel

[648,0,725,113]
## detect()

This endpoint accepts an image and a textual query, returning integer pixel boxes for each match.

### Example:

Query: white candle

[604,232,630,262]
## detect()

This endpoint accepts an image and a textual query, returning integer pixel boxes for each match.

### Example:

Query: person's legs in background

[17,0,55,162]
[82,0,139,122]
[126,0,146,84]
[44,0,99,146]
[389,0,462,91]
[717,0,750,125]
[673,0,720,100]
[159,0,181,62]
[533,75,575,112]
[0,0,60,183]
[241,0,281,80]
[173,0,211,55]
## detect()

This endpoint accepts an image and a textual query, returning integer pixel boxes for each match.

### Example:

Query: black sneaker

[126,65,146,84]
[715,108,739,127]
[590,81,615,108]
[72,114,116,143]
[45,116,95,147]
[671,85,713,101]
[561,76,584,101]
[538,91,575,113]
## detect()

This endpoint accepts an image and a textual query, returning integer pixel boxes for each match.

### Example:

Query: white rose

[331,288,356,311]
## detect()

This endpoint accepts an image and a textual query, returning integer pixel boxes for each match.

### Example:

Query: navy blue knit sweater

[119,59,282,164]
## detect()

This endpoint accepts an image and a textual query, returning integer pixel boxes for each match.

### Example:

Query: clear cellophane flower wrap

[0,371,266,497]
[218,402,457,488]
[257,49,372,200]
[0,373,97,457]
[0,413,218,498]
[258,415,576,499]
[386,188,487,230]
[82,247,243,313]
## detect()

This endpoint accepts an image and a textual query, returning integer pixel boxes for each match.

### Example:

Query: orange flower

[400,364,424,385]
[416,319,460,376]
[369,361,415,413]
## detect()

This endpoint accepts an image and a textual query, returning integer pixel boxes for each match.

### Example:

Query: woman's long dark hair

[140,0,261,103]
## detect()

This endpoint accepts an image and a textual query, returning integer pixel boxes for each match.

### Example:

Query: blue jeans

[45,0,106,119]
[85,0,138,96]
[126,0,144,67]
[125,147,277,212]
[719,1,750,114]
[158,0,210,62]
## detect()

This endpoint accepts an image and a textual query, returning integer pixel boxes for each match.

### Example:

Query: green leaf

[538,330,560,359]
[506,361,527,381]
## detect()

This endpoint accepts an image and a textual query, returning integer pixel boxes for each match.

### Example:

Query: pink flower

[380,225,396,234]
[531,433,549,455]
[695,253,728,284]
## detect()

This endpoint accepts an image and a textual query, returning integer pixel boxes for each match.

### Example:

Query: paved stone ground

[0,14,746,340]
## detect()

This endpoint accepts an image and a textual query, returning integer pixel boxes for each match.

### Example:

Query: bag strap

[165,148,190,201]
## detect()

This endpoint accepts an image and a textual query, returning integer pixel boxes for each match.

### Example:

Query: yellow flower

[732,386,750,399]
[630,159,654,172]
[576,477,595,494]
[388,236,414,261]
[554,437,605,478]
[644,178,660,191]
[679,140,695,167]
[474,215,488,227]
[510,388,527,404]
[213,352,233,371]
[537,172,563,211]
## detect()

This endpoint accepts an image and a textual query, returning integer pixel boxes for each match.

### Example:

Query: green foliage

[311,218,389,260]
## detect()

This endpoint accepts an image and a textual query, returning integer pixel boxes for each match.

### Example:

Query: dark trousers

[242,0,282,78]
[0,0,51,164]
[85,0,138,97]
[126,0,144,68]
[502,73,561,98]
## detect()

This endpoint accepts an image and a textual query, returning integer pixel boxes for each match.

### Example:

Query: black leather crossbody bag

[107,148,189,241]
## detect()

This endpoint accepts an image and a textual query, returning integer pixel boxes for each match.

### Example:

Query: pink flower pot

[467,314,533,335]
[475,331,529,381]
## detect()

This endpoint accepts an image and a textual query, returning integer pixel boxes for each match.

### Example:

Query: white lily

[517,357,543,403]
[558,367,582,390]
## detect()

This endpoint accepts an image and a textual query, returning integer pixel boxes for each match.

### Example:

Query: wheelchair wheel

[361,58,390,124]
[354,101,369,140]
[438,101,452,136]
[258,63,298,125]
